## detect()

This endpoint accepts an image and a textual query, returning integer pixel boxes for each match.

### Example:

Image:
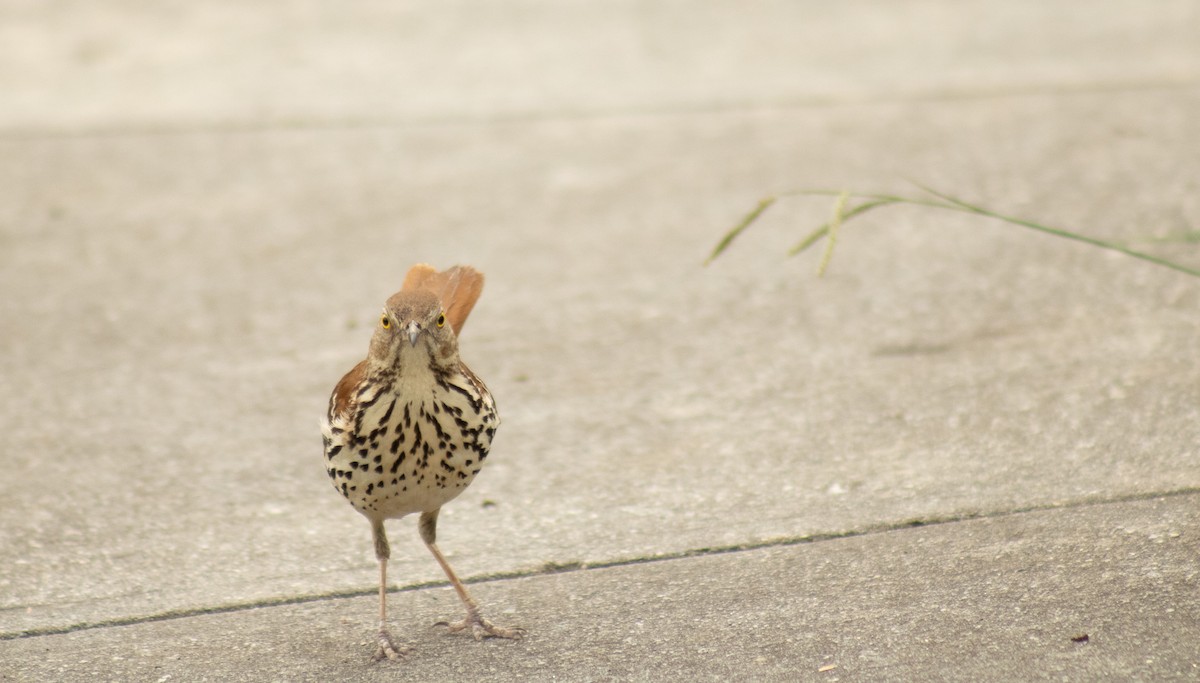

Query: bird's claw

[434,613,525,641]
[373,629,412,661]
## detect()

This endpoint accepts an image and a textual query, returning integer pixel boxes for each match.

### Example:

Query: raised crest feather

[401,264,485,335]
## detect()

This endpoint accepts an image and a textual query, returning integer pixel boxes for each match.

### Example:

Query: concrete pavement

[4,496,1197,681]
[2,1,1198,680]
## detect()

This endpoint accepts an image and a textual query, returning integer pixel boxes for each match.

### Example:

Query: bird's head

[368,290,459,368]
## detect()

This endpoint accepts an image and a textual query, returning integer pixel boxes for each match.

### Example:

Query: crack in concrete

[4,486,1196,641]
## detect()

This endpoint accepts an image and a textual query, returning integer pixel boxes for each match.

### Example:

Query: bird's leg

[371,520,410,660]
[419,509,525,640]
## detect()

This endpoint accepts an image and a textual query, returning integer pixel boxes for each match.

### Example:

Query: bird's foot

[373,629,411,661]
[434,611,525,641]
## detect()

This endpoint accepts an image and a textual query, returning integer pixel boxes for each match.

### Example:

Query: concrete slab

[2,0,1197,132]
[3,494,1197,681]
[3,84,1197,637]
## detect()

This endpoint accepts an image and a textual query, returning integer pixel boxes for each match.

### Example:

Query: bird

[321,264,523,660]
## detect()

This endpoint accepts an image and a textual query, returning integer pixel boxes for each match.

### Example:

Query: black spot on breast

[378,399,396,425]
[429,417,447,441]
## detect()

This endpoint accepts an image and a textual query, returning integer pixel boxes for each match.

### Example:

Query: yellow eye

[380,314,391,329]
[436,312,446,328]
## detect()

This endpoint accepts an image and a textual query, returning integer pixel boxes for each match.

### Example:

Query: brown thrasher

[321,264,523,660]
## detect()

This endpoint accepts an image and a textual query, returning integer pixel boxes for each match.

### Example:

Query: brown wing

[400,263,485,335]
[329,359,367,422]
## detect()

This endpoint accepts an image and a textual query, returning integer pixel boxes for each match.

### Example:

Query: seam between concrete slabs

[1,77,1194,143]
[4,486,1197,642]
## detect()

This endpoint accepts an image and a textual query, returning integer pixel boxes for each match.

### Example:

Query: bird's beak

[405,321,421,347]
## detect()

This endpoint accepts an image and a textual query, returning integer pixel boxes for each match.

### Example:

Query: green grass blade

[711,185,1199,279]
[704,196,777,265]
[786,197,901,256]
[909,183,1200,278]
[815,191,849,277]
